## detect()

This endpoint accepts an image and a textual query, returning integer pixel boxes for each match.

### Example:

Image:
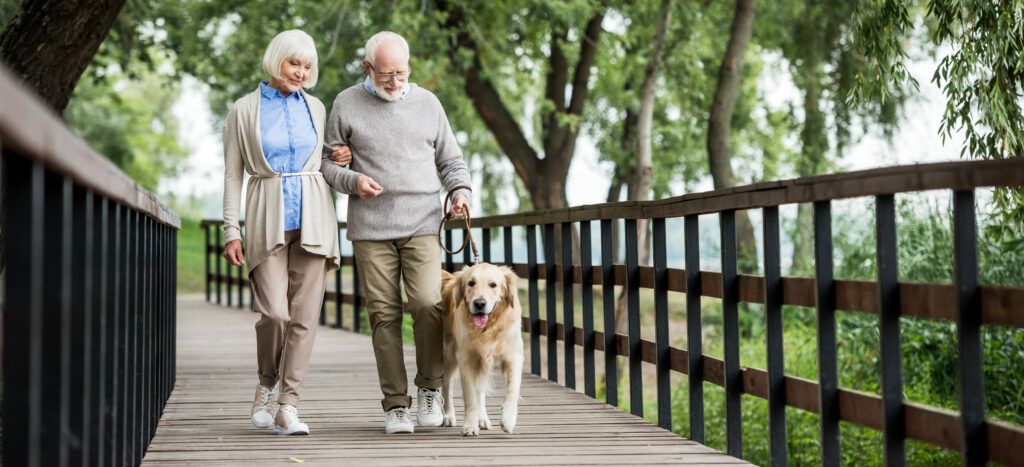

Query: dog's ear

[441,269,463,312]
[501,266,519,309]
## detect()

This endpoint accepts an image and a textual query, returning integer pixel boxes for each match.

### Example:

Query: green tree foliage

[851,0,1024,228]
[64,60,189,193]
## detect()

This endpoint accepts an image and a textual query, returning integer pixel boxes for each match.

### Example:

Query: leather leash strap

[437,186,479,264]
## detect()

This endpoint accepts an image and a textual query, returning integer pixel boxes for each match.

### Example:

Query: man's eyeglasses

[369,63,410,82]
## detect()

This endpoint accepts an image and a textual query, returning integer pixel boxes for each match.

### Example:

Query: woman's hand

[223,239,245,266]
[449,193,470,218]
[331,145,352,166]
[356,175,383,199]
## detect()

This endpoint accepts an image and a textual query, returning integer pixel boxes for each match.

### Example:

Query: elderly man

[319,31,471,434]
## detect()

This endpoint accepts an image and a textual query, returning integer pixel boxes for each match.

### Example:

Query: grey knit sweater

[319,83,471,241]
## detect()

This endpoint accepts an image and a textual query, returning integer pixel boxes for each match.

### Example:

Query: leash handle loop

[438,186,479,264]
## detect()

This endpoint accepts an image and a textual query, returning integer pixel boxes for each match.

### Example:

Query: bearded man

[319,30,471,434]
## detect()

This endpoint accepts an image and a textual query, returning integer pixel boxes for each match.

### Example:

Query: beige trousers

[251,229,327,407]
[353,235,443,411]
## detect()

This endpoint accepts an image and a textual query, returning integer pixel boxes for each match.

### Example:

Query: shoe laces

[420,389,443,413]
[257,386,274,411]
[388,407,411,425]
[280,404,300,425]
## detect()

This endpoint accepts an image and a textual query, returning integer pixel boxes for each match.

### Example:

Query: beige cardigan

[222,86,340,273]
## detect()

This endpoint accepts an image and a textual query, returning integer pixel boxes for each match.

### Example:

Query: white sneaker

[251,384,276,428]
[385,407,415,434]
[417,387,444,427]
[274,404,309,435]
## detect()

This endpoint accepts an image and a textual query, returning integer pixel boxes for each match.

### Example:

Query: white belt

[253,171,321,178]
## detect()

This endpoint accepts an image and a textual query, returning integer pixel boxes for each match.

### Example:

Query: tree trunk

[790,11,828,276]
[0,0,127,113]
[706,0,759,272]
[612,0,674,369]
[437,0,603,215]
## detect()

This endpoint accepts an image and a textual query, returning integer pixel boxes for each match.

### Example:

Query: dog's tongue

[472,314,489,328]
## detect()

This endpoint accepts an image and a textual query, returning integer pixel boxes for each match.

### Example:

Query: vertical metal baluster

[581,221,595,398]
[216,227,222,305]
[37,171,65,466]
[238,243,244,308]
[58,179,73,465]
[445,229,454,272]
[562,221,575,389]
[876,195,905,466]
[335,254,343,329]
[482,227,491,263]
[463,228,472,267]
[74,188,93,463]
[226,232,233,307]
[204,224,210,302]
[503,226,513,268]
[685,214,703,443]
[353,252,361,333]
[653,218,670,429]
[108,203,122,466]
[721,210,742,457]
[764,206,787,466]
[2,157,44,466]
[94,196,109,467]
[625,218,642,416]
[814,201,839,466]
[527,225,540,376]
[601,219,617,407]
[953,190,986,466]
[544,223,558,382]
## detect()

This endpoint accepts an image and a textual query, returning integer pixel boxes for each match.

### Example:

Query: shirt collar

[363,76,410,101]
[260,81,304,101]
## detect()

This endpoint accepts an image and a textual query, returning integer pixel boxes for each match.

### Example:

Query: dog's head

[442,263,518,329]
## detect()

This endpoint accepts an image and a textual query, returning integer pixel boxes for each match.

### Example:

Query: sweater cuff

[342,170,363,194]
[223,225,242,245]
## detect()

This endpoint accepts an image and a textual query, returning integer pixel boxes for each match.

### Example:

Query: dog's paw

[442,413,456,427]
[479,414,492,430]
[461,423,479,437]
[501,409,517,433]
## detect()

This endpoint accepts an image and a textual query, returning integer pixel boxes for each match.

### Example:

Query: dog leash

[438,185,480,264]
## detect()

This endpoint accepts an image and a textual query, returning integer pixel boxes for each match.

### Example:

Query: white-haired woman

[222,29,340,436]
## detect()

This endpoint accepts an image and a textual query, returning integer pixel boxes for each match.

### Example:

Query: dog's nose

[473,298,486,310]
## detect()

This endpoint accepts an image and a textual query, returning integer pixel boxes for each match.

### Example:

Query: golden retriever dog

[440,263,524,436]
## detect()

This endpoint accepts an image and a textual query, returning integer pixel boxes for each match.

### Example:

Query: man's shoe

[251,384,276,428]
[417,387,444,427]
[385,407,415,434]
[274,404,310,435]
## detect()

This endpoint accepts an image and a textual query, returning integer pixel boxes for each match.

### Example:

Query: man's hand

[449,193,470,218]
[223,239,245,266]
[356,175,384,199]
[331,145,352,166]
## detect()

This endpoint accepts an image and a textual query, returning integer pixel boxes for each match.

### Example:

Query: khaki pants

[251,229,327,407]
[353,235,443,411]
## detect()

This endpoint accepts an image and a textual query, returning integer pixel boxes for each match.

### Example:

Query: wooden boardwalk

[142,295,749,466]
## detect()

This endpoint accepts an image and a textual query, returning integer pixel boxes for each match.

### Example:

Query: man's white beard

[373,81,402,102]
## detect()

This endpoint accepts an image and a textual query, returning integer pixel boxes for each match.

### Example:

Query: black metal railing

[1,64,179,466]
[201,159,1024,465]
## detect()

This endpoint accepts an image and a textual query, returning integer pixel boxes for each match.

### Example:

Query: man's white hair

[262,29,319,88]
[364,31,409,65]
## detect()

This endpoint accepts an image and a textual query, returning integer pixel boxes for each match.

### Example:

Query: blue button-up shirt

[259,82,317,231]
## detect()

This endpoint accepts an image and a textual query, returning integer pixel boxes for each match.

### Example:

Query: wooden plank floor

[143,295,749,466]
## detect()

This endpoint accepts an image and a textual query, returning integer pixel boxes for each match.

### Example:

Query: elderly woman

[222,29,340,436]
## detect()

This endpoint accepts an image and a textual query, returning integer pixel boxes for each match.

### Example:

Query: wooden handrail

[0,63,180,229]
[444,158,1024,228]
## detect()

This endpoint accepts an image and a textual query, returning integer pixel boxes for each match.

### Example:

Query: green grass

[176,217,207,293]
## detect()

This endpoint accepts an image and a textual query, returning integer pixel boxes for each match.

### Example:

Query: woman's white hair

[364,31,409,65]
[262,29,319,89]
